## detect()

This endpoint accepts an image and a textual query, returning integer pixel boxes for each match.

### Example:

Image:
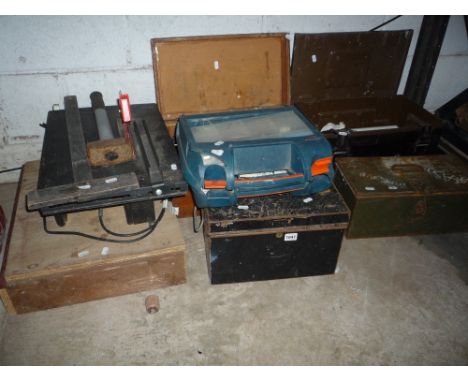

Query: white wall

[1,15,467,182]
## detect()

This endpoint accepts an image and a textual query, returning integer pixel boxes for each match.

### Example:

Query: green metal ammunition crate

[334,154,468,238]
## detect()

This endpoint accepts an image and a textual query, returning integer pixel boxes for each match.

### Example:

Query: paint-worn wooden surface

[291,31,413,103]
[334,154,468,238]
[291,31,442,157]
[0,161,186,314]
[151,33,290,122]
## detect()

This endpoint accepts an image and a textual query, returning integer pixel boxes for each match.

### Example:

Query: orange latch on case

[311,157,332,176]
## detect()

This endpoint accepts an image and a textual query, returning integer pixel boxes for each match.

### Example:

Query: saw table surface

[0,161,186,314]
[30,102,187,216]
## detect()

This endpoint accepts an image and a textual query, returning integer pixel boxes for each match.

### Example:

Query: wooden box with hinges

[0,161,186,315]
[151,33,291,217]
[291,31,443,156]
[201,186,349,284]
[334,154,468,238]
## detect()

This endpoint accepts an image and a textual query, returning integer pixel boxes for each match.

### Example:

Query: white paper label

[284,233,298,241]
[211,149,224,156]
[78,250,90,258]
[105,177,118,184]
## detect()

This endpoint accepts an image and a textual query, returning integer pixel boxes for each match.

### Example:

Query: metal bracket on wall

[404,16,450,107]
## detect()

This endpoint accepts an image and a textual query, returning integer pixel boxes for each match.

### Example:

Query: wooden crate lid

[151,34,290,121]
[291,30,413,103]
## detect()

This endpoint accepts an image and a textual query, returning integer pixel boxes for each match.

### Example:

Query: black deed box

[291,31,443,156]
[202,187,349,284]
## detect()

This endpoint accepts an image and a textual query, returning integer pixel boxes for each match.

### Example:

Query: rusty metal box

[334,155,468,238]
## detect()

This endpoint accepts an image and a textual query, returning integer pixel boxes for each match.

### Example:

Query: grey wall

[1,15,467,181]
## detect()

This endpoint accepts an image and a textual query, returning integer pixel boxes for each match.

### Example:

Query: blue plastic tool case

[176,106,333,208]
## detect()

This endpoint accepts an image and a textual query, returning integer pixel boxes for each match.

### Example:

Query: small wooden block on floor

[0,161,186,314]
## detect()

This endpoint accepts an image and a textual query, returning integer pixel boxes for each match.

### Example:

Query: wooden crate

[291,31,443,156]
[0,161,186,314]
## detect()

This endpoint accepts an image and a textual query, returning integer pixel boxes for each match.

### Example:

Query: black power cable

[43,207,165,243]
[0,167,22,174]
[370,16,402,32]
[193,205,203,233]
[98,208,155,237]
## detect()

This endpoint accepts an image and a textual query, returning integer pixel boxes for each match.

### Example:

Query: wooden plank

[0,289,16,315]
[87,137,134,167]
[2,161,186,314]
[6,251,185,314]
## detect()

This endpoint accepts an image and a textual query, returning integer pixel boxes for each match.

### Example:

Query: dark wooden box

[291,31,443,156]
[334,154,468,238]
[202,188,349,284]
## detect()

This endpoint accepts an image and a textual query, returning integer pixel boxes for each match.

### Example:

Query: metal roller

[90,91,114,140]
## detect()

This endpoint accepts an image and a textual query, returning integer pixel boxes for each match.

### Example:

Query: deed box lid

[151,34,290,121]
[336,155,468,197]
[291,30,413,103]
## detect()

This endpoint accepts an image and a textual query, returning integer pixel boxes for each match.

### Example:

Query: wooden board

[0,161,186,314]
[87,137,134,167]
[151,34,290,122]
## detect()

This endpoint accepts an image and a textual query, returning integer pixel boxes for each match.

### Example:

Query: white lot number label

[284,233,298,241]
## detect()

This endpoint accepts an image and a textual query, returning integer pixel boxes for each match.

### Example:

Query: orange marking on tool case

[311,157,332,176]
[204,180,227,189]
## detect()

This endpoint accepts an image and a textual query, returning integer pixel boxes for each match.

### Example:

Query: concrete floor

[0,182,467,365]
